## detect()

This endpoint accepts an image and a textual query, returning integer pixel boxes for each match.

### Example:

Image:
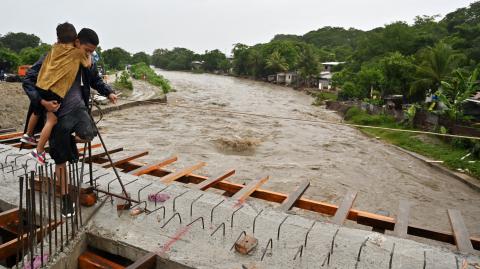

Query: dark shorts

[32,89,63,116]
[49,106,97,164]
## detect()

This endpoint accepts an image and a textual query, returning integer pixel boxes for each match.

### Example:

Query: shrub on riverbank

[312,92,337,106]
[345,107,480,179]
[130,62,171,93]
[113,71,133,92]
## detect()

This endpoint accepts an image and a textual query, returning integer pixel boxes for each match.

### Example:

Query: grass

[130,62,171,93]
[345,107,480,179]
[312,91,337,106]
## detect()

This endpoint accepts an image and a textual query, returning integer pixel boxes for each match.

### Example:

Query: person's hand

[41,100,60,112]
[108,93,118,104]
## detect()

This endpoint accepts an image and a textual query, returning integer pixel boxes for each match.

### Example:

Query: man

[23,28,117,217]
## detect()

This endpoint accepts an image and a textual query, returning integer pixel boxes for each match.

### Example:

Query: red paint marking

[157,226,191,255]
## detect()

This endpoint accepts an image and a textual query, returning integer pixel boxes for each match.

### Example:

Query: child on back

[21,22,92,164]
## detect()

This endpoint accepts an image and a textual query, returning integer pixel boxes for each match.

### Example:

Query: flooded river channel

[98,70,480,238]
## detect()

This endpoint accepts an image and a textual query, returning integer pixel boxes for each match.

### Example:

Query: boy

[21,22,92,164]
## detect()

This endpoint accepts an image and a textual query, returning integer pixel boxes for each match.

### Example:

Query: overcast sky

[0,0,474,55]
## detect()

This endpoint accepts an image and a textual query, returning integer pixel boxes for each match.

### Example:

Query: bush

[338,82,365,100]
[344,107,396,126]
[114,71,133,91]
[130,62,171,93]
[312,92,337,106]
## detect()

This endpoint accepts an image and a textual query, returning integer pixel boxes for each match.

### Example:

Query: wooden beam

[0,128,16,134]
[78,251,125,269]
[128,156,178,176]
[125,252,157,269]
[394,200,411,238]
[331,191,357,225]
[195,169,236,191]
[161,162,206,184]
[80,147,124,162]
[78,143,101,153]
[231,176,269,202]
[0,131,22,140]
[0,208,19,234]
[447,209,475,253]
[278,180,310,212]
[103,151,149,168]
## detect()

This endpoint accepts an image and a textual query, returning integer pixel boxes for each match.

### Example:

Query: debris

[23,254,49,269]
[148,193,170,203]
[235,234,258,255]
[130,207,144,216]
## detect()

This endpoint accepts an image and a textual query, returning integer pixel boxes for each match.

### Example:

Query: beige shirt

[36,43,91,98]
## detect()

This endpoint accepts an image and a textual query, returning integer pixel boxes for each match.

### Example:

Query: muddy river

[98,70,480,238]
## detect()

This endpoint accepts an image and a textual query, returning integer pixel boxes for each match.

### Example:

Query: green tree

[131,51,151,65]
[297,45,320,86]
[102,47,131,70]
[202,49,227,72]
[380,52,416,97]
[0,47,21,72]
[356,65,384,96]
[19,43,52,65]
[265,50,289,73]
[0,32,40,53]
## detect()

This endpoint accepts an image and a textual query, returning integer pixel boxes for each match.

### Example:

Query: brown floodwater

[98,70,480,240]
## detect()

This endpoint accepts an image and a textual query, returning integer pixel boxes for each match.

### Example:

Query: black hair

[77,28,99,46]
[56,22,77,43]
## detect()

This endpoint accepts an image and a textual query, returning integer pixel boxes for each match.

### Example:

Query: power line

[116,97,480,141]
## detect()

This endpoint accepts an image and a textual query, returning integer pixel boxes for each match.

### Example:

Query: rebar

[260,238,273,261]
[161,212,182,228]
[304,221,316,247]
[210,222,226,237]
[172,190,189,212]
[47,165,52,257]
[293,245,304,260]
[153,185,170,207]
[39,167,44,267]
[230,205,243,228]
[75,162,83,226]
[389,243,395,269]
[187,217,205,230]
[230,231,246,251]
[137,182,153,201]
[190,193,204,217]
[210,199,225,224]
[252,209,263,235]
[147,205,166,219]
[277,216,289,240]
[354,238,368,269]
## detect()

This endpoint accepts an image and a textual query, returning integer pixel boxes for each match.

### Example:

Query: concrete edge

[91,97,167,117]
[390,144,480,192]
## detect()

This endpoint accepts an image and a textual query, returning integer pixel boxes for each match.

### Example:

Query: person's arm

[22,55,45,106]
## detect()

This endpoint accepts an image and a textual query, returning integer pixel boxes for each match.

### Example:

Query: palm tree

[265,50,289,74]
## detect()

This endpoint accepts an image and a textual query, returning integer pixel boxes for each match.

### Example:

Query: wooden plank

[102,151,149,168]
[447,209,475,253]
[161,162,206,184]
[331,191,357,225]
[394,200,411,238]
[78,143,101,153]
[0,128,16,134]
[231,176,269,202]
[0,208,19,234]
[81,147,124,162]
[0,131,22,140]
[78,251,125,269]
[128,156,178,176]
[195,169,235,191]
[125,252,157,269]
[278,180,310,212]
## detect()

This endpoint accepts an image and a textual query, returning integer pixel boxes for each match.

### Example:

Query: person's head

[75,28,99,54]
[56,22,77,44]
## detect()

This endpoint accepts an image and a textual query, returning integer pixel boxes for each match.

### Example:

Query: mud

[97,70,480,239]
[0,82,29,130]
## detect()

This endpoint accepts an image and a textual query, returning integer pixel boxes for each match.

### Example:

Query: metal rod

[389,243,395,269]
[59,167,64,251]
[230,231,246,251]
[39,167,44,267]
[153,185,170,207]
[29,170,35,269]
[147,205,165,219]
[230,205,243,228]
[75,162,83,226]
[354,238,368,269]
[190,194,203,217]
[69,164,75,240]
[187,217,205,229]
[71,163,79,231]
[173,191,189,212]
[52,165,57,252]
[16,176,24,268]
[277,216,289,240]
[304,221,316,247]
[293,245,304,260]
[210,222,225,237]
[88,142,93,186]
[261,238,273,261]
[253,209,263,235]
[47,164,52,259]
[210,199,225,224]
[137,182,153,201]
[161,212,182,228]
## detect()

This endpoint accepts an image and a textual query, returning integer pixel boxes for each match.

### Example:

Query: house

[318,71,333,90]
[267,74,276,83]
[191,61,204,70]
[321,62,345,72]
[276,71,298,85]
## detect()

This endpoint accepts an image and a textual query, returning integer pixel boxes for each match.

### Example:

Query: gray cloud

[0,0,473,54]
